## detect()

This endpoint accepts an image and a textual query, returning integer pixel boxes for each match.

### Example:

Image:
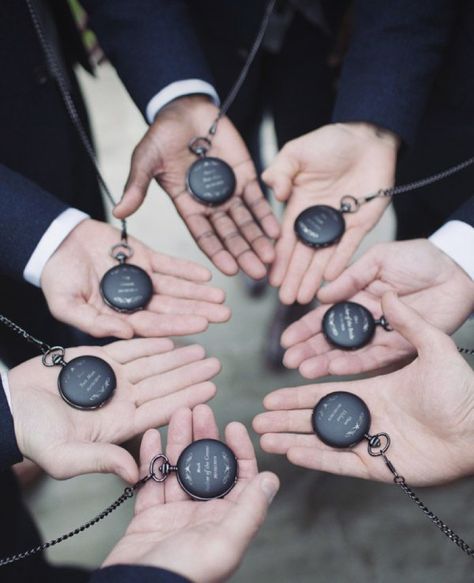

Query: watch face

[176,439,238,501]
[186,157,236,206]
[100,264,153,313]
[312,391,371,449]
[294,205,345,248]
[58,355,116,410]
[322,301,376,350]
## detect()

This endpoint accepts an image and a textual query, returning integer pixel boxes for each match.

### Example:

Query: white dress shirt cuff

[1,371,12,414]
[429,220,474,280]
[145,80,220,124]
[23,208,90,287]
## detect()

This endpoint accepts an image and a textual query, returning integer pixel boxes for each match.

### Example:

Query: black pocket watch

[322,301,392,350]
[100,243,153,313]
[186,137,236,206]
[149,439,238,501]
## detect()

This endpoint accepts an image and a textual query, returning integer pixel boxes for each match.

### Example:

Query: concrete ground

[25,66,474,583]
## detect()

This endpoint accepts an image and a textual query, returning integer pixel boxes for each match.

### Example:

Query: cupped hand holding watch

[114,95,280,281]
[8,338,221,483]
[263,122,399,304]
[100,406,279,583]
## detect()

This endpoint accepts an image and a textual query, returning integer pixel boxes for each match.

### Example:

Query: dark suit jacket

[0,378,188,583]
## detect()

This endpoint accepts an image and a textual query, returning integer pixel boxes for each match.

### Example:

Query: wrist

[155,95,219,124]
[338,122,401,151]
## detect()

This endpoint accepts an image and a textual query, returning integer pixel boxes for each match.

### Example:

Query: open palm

[103,406,279,583]
[254,293,474,486]
[9,339,220,483]
[114,96,280,280]
[41,219,230,339]
[281,240,474,378]
[264,123,397,304]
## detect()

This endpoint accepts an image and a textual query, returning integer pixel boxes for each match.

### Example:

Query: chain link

[367,433,474,558]
[200,0,276,144]
[25,0,127,242]
[0,476,152,567]
[0,313,51,354]
[457,346,474,356]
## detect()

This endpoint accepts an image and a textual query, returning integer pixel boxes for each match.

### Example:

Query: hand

[263,122,398,304]
[102,406,279,582]
[9,339,220,483]
[254,293,474,486]
[114,96,280,280]
[41,219,231,339]
[282,239,474,378]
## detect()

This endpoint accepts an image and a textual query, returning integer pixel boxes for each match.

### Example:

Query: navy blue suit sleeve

[449,195,474,228]
[0,164,69,280]
[90,565,190,583]
[332,0,459,144]
[0,376,23,470]
[80,0,214,119]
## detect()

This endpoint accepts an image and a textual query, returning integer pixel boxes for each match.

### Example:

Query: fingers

[252,410,313,434]
[148,294,231,324]
[269,231,296,288]
[261,382,361,411]
[260,432,319,454]
[278,244,315,305]
[151,252,212,283]
[135,382,216,432]
[242,179,280,239]
[114,145,155,219]
[126,311,208,337]
[53,442,138,483]
[322,228,366,283]
[50,298,134,339]
[135,429,165,514]
[127,344,206,384]
[318,245,381,303]
[210,212,267,280]
[287,447,368,479]
[224,422,258,494]
[192,403,220,440]
[164,407,194,502]
[281,304,329,348]
[152,273,225,304]
[296,247,331,305]
[221,472,279,553]
[381,292,455,357]
[262,146,300,202]
[228,200,275,264]
[105,338,174,365]
[186,214,239,276]
[135,357,221,406]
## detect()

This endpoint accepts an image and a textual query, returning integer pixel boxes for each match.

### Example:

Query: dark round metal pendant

[58,355,116,410]
[186,157,236,206]
[312,391,371,449]
[294,205,345,248]
[176,439,238,500]
[100,264,153,313]
[322,301,376,350]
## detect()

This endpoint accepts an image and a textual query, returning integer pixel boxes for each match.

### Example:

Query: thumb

[222,472,279,549]
[114,146,156,219]
[262,148,299,202]
[381,291,453,357]
[55,442,139,483]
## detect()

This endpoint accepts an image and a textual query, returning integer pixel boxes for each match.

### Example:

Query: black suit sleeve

[0,375,23,470]
[449,195,474,228]
[79,0,214,119]
[0,163,69,281]
[90,565,190,583]
[332,0,459,144]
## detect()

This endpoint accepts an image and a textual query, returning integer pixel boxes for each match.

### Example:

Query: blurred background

[22,63,474,583]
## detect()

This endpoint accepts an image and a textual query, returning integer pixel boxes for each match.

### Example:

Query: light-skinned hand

[254,292,474,486]
[41,219,231,339]
[9,339,221,483]
[263,122,398,304]
[114,96,280,280]
[102,406,279,582]
[282,239,474,378]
